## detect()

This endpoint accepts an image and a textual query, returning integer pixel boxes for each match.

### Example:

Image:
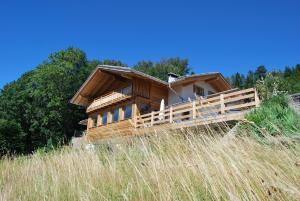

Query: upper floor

[71,65,231,114]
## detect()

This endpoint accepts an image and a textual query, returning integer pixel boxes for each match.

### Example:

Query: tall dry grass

[0,126,300,201]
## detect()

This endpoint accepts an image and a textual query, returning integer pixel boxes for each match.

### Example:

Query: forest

[0,47,299,155]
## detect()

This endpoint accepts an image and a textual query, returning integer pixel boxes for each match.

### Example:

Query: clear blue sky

[0,0,299,88]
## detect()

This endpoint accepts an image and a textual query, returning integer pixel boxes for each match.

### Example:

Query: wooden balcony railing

[87,85,132,113]
[134,88,260,128]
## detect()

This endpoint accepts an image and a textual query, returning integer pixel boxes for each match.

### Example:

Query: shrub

[255,72,288,100]
[244,95,300,138]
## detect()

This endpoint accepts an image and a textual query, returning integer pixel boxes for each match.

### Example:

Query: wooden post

[220,94,225,114]
[97,114,102,127]
[87,117,93,129]
[134,116,137,128]
[119,107,124,121]
[151,111,154,126]
[254,88,260,107]
[198,99,202,117]
[192,101,196,119]
[107,111,112,123]
[169,106,173,123]
[132,103,138,128]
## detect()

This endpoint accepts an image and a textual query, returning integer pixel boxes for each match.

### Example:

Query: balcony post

[151,111,154,126]
[119,107,124,121]
[97,114,102,127]
[169,106,173,123]
[87,117,93,129]
[254,88,260,107]
[192,101,196,119]
[220,94,225,114]
[132,103,138,128]
[107,111,112,123]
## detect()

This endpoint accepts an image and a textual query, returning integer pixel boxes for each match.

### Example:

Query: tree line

[0,47,299,155]
[227,65,300,94]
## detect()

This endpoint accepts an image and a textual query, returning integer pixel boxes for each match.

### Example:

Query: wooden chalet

[71,65,260,142]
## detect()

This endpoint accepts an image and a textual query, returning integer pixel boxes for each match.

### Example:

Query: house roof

[96,65,168,85]
[70,65,231,106]
[170,72,231,88]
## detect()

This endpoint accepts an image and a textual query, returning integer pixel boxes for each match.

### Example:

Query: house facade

[71,65,257,142]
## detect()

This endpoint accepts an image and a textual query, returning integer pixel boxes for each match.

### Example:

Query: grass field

[0,124,299,201]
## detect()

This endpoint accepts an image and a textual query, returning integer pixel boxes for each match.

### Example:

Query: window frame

[112,108,119,123]
[124,104,132,120]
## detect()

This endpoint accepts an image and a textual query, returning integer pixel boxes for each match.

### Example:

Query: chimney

[168,73,179,83]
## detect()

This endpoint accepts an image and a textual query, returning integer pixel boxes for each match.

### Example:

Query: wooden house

[71,65,259,142]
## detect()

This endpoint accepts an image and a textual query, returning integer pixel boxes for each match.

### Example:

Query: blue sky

[0,0,299,88]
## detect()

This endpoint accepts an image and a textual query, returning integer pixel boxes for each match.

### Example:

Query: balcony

[87,85,132,113]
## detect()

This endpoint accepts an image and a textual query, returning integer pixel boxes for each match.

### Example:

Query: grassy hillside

[1,95,300,201]
[0,127,300,201]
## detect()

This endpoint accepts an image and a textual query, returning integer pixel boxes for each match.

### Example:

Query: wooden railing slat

[223,88,254,98]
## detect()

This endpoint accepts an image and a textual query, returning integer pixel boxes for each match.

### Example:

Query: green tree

[230,72,245,89]
[244,70,255,88]
[133,58,190,81]
[255,65,267,80]
[283,64,300,94]
[0,47,126,154]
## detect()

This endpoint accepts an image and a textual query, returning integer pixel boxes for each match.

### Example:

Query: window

[121,85,132,95]
[193,85,204,97]
[124,105,132,119]
[102,112,107,125]
[208,91,215,95]
[112,108,119,122]
[139,103,151,115]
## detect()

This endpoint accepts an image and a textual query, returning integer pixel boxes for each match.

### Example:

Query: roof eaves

[130,69,168,85]
[98,65,168,86]
[70,67,100,104]
[171,72,220,84]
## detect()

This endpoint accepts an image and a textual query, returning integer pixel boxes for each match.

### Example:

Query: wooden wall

[86,120,134,141]
[85,77,168,142]
[133,78,150,98]
[150,84,168,106]
[133,78,168,109]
